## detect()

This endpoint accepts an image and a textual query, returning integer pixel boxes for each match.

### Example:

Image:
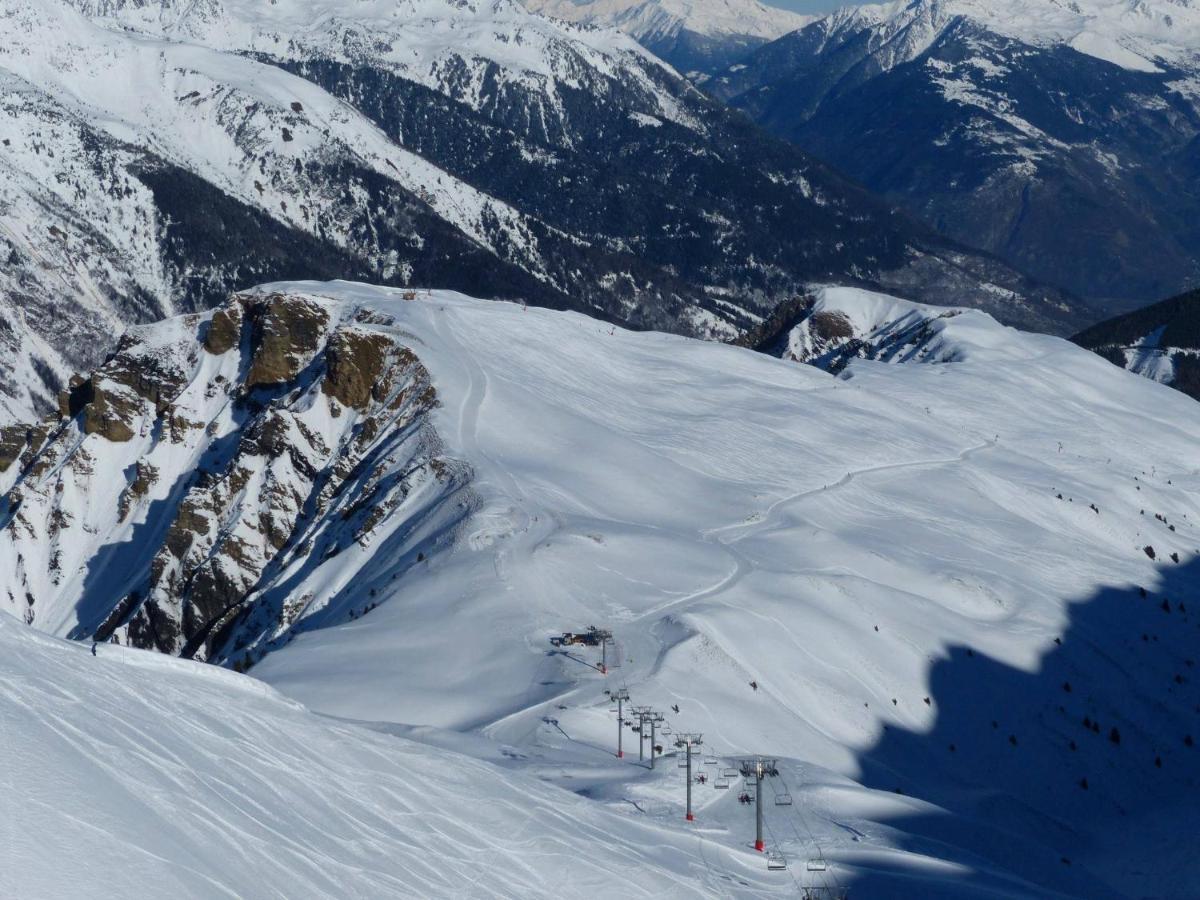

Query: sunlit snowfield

[6,281,1196,897]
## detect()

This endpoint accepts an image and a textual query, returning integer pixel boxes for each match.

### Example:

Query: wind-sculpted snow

[0,613,797,899]
[5,281,1200,894]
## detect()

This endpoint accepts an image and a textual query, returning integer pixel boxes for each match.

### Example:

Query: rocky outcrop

[0,291,472,666]
[203,305,242,355]
[245,296,329,389]
[776,288,974,374]
[0,425,32,474]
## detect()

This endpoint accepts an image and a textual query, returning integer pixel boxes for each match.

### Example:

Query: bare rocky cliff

[0,290,472,668]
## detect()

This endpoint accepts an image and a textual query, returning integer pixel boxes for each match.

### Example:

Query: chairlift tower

[674,733,703,822]
[738,757,779,852]
[645,710,665,770]
[630,706,652,761]
[593,627,614,674]
[608,688,630,758]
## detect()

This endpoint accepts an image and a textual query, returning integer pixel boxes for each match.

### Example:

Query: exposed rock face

[245,296,329,388]
[0,291,472,666]
[203,305,242,355]
[0,425,32,474]
[322,330,394,410]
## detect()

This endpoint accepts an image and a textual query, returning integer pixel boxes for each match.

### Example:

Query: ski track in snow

[9,281,1200,898]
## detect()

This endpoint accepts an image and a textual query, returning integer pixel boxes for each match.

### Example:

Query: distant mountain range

[0,0,1083,424]
[692,0,1200,313]
[522,0,809,74]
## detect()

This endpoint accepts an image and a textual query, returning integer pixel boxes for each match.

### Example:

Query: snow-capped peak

[523,0,810,44]
[823,0,1200,72]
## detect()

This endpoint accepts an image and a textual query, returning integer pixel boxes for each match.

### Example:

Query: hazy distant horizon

[762,0,855,13]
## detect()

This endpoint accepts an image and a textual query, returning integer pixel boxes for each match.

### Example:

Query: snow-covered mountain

[1073,286,1200,400]
[0,0,1088,424]
[5,280,1200,896]
[708,0,1200,312]
[523,0,809,74]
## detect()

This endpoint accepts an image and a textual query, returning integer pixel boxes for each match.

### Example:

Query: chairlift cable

[775,771,847,898]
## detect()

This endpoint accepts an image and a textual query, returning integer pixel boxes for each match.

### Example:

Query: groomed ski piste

[5,281,1200,898]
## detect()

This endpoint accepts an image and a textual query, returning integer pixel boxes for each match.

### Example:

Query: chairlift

[722,768,738,778]
[704,756,718,765]
[714,777,730,790]
[775,792,793,806]
[767,852,788,871]
[806,858,828,873]
[678,757,690,768]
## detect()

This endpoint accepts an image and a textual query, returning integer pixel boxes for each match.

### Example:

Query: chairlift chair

[704,756,718,765]
[767,852,788,871]
[806,858,828,873]
[678,757,690,768]
[722,768,738,778]
[775,792,793,806]
[714,777,730,790]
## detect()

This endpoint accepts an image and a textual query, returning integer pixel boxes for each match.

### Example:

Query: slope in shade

[244,283,1197,896]
[1072,286,1200,401]
[854,558,1200,899]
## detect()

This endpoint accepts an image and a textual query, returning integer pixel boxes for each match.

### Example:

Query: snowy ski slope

[0,614,795,900]
[236,282,1200,898]
[5,280,1200,896]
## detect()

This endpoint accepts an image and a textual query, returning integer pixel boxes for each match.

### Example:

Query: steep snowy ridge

[524,0,807,43]
[778,287,1023,370]
[0,290,472,665]
[818,0,1200,74]
[6,281,1199,896]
